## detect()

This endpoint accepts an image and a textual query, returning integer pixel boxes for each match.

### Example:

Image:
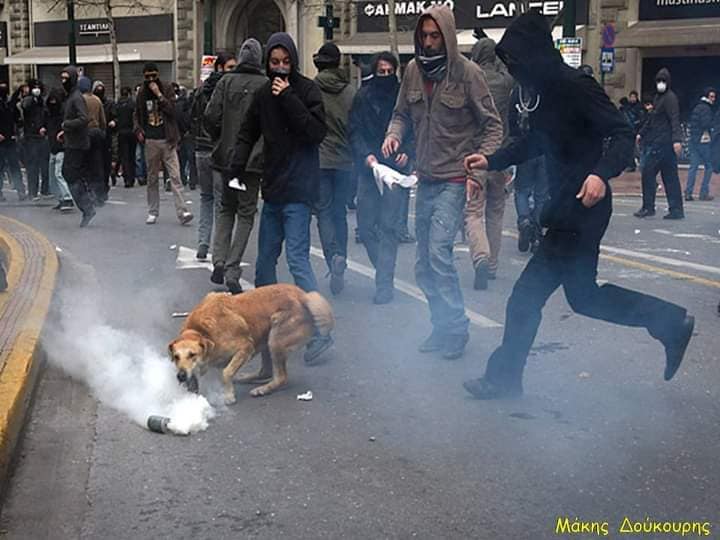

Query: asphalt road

[0,183,718,539]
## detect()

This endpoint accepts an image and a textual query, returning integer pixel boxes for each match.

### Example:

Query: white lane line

[599,245,720,276]
[105,200,128,206]
[176,246,250,271]
[308,246,502,328]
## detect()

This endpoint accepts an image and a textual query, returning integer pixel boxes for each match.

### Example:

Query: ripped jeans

[415,180,469,337]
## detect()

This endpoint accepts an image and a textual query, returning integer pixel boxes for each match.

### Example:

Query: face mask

[94,89,105,99]
[61,78,72,92]
[31,88,41,97]
[269,68,290,80]
[656,81,667,94]
[0,87,8,99]
[373,74,398,93]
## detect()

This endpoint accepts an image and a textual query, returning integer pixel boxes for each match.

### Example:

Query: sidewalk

[0,215,58,492]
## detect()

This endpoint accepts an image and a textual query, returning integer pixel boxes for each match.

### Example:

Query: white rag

[372,163,418,195]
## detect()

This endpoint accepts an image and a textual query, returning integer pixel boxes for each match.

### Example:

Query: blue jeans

[415,180,469,336]
[255,202,318,292]
[686,143,713,197]
[196,150,221,248]
[315,168,351,270]
[135,142,147,180]
[49,152,73,202]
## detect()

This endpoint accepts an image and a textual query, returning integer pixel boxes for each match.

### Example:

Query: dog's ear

[167,339,178,361]
[200,337,215,356]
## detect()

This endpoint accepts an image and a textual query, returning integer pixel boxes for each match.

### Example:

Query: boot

[663,315,694,381]
[463,377,523,400]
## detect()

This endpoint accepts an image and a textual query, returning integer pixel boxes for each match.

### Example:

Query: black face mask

[268,68,290,81]
[373,74,398,93]
[94,89,105,100]
[62,79,72,93]
[0,86,8,99]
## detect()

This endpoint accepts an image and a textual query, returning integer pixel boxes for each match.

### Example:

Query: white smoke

[45,254,218,435]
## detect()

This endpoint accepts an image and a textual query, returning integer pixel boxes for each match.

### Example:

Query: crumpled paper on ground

[372,163,418,195]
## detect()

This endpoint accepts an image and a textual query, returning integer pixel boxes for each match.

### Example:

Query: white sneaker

[146,214,158,225]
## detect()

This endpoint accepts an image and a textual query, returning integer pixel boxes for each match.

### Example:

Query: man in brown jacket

[382,5,503,359]
[134,63,193,225]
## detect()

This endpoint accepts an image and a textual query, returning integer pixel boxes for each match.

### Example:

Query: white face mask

[656,81,667,94]
[31,88,41,97]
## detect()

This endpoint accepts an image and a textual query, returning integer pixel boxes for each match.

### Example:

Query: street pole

[562,0,577,38]
[67,0,77,65]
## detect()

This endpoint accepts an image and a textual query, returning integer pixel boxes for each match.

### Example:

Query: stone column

[9,0,31,88]
[599,0,633,102]
[175,0,198,88]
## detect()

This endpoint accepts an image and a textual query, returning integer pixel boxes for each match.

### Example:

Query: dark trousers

[640,144,684,215]
[118,132,136,187]
[484,228,687,386]
[25,138,50,197]
[315,168,351,270]
[514,155,549,230]
[686,143,713,197]
[0,142,26,197]
[62,148,95,215]
[357,170,403,292]
[87,128,106,202]
[398,186,411,235]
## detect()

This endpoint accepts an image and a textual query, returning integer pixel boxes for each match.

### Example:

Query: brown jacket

[83,93,106,130]
[133,82,180,148]
[386,5,503,180]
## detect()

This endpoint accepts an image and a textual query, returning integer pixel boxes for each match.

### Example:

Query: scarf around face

[418,52,447,82]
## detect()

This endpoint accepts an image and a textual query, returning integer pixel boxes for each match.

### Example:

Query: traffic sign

[602,23,616,48]
[600,47,615,73]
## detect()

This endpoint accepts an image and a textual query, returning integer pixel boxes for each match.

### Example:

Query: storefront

[615,0,720,120]
[4,14,175,99]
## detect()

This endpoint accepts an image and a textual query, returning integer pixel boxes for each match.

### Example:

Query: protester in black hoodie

[115,86,136,187]
[60,66,96,227]
[0,82,26,201]
[462,12,694,400]
[230,32,331,364]
[685,87,716,201]
[635,68,684,219]
[22,79,51,199]
[46,87,74,210]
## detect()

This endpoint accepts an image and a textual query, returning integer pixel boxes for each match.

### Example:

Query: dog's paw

[223,392,237,405]
[250,386,271,398]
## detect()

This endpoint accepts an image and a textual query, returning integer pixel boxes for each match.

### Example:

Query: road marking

[105,200,128,206]
[176,246,250,271]
[599,244,720,276]
[601,255,720,289]
[309,246,502,328]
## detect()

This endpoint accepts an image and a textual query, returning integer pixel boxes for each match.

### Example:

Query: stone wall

[598,0,634,102]
[9,0,31,87]
[175,0,196,88]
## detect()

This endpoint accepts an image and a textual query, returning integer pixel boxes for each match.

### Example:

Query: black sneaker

[662,211,684,220]
[52,202,63,210]
[418,331,447,353]
[60,201,75,212]
[196,244,209,260]
[463,377,523,400]
[211,264,225,285]
[79,208,96,228]
[684,193,694,202]
[663,315,695,381]
[226,278,243,295]
[517,219,532,252]
[304,334,333,365]
[329,255,346,296]
[373,288,393,305]
[633,208,656,218]
[474,262,489,290]
[443,333,469,360]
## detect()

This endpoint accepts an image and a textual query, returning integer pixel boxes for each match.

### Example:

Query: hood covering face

[495,11,562,87]
[62,65,79,91]
[471,37,497,66]
[315,68,349,94]
[414,5,458,81]
[238,38,263,70]
[265,32,300,77]
[655,68,672,88]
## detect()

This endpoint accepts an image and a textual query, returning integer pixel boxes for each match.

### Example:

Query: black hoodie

[45,88,66,154]
[638,68,682,147]
[61,66,90,150]
[231,32,327,205]
[488,12,633,241]
[191,70,224,151]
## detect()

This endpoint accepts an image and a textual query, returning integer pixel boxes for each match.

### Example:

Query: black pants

[640,144,684,215]
[102,132,113,190]
[0,142,26,197]
[315,168,351,270]
[62,148,94,214]
[484,226,687,386]
[25,138,50,197]
[118,132,136,186]
[357,171,404,292]
[87,129,106,202]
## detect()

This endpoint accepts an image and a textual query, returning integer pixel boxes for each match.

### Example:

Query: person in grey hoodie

[205,40,267,294]
[59,66,96,227]
[313,42,356,296]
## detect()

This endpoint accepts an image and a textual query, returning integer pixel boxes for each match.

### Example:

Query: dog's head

[168,331,215,387]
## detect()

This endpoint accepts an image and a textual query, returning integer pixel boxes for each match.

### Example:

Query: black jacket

[488,12,633,242]
[639,68,682,148]
[231,33,327,205]
[61,66,90,151]
[0,97,19,144]
[349,68,413,173]
[46,88,66,154]
[191,71,223,151]
[689,98,714,146]
[115,96,135,134]
[21,95,47,140]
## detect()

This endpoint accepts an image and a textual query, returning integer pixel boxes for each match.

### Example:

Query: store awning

[3,41,174,65]
[338,27,578,55]
[615,19,720,48]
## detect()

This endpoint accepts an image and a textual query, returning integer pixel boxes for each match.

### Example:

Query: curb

[0,215,58,491]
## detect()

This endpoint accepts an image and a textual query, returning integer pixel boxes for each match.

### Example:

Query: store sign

[35,14,173,47]
[556,37,582,68]
[78,21,112,36]
[201,56,217,82]
[639,0,720,21]
[357,0,588,32]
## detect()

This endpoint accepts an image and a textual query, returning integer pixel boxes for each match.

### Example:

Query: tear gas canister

[147,415,171,434]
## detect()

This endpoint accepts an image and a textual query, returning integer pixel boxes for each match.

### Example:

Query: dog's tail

[302,292,335,336]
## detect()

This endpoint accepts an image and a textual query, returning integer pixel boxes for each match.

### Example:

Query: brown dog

[168,284,334,404]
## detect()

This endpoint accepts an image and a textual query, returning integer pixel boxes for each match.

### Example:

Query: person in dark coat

[59,66,96,226]
[0,81,26,201]
[92,81,117,192]
[635,68,685,219]
[685,87,716,201]
[230,32,331,364]
[21,79,50,199]
[350,51,412,305]
[462,12,694,400]
[46,87,74,210]
[115,86,136,187]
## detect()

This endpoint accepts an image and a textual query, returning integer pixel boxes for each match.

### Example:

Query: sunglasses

[144,73,159,80]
